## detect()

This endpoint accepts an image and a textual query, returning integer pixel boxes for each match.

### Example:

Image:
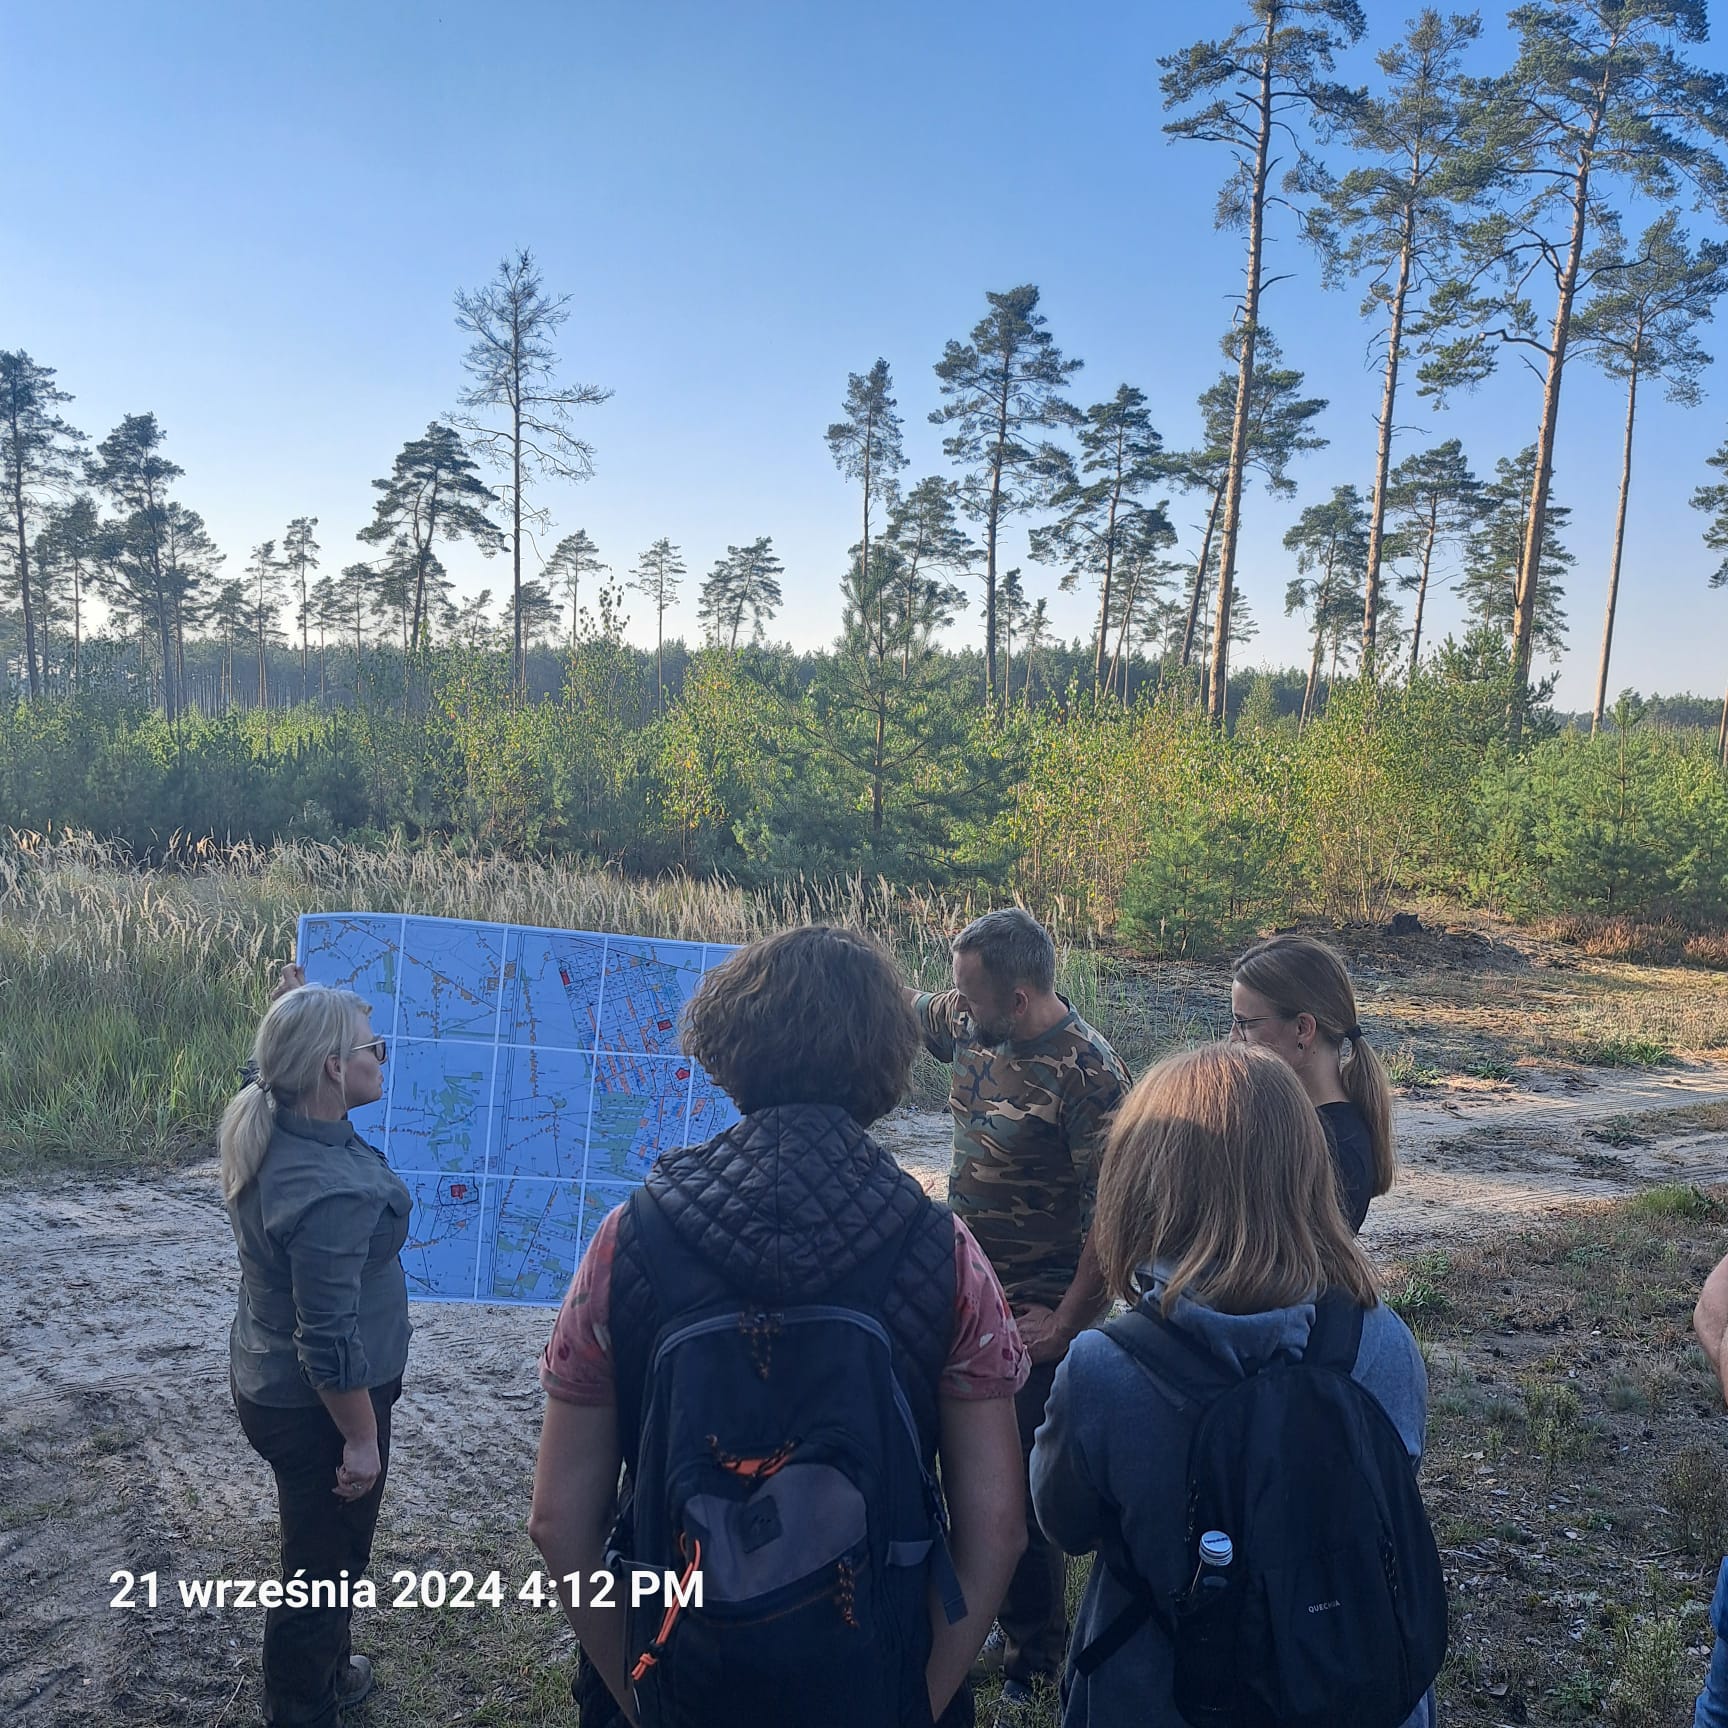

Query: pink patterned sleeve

[538,1205,623,1405]
[941,1216,1030,1400]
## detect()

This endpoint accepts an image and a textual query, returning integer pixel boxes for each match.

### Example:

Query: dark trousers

[233,1379,401,1728]
[1000,1358,1067,1686]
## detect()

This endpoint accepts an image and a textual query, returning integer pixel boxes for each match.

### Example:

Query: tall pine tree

[1283,484,1369,726]
[1420,0,1728,741]
[455,249,611,691]
[1571,215,1727,730]
[1161,0,1366,720]
[629,537,687,708]
[543,528,606,646]
[88,413,185,718]
[930,285,1081,715]
[0,351,85,698]
[699,538,784,650]
[1383,439,1483,670]
[826,359,907,632]
[1029,385,1171,700]
[1314,9,1480,669]
[358,424,502,653]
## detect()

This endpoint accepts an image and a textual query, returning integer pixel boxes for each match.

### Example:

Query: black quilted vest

[609,1102,956,1474]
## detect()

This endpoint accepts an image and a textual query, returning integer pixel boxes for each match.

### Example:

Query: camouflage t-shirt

[915,990,1131,1307]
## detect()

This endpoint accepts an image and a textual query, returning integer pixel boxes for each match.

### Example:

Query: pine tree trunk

[872,698,886,838]
[1095,470,1122,700]
[1107,564,1143,698]
[1180,487,1223,674]
[985,391,1009,716]
[1206,9,1275,726]
[512,314,525,694]
[141,496,177,719]
[8,469,38,698]
[862,411,873,690]
[1408,511,1438,673]
[1718,679,1727,767]
[1300,543,1337,732]
[1592,357,1639,736]
[1363,206,1415,674]
[1511,96,1605,747]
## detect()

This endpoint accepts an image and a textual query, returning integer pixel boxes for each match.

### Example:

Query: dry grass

[0,833,1160,1172]
[5,832,1727,1180]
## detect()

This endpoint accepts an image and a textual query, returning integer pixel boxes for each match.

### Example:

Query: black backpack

[608,1187,967,1728]
[1073,1292,1447,1728]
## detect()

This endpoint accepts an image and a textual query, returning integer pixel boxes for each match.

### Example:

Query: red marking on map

[675,1068,690,1081]
[658,1018,673,1031]
[450,1184,467,1199]
[560,968,572,987]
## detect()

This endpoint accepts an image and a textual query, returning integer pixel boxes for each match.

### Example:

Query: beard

[966,1009,1015,1046]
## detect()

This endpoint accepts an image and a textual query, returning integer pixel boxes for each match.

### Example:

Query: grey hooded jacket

[1029,1276,1433,1728]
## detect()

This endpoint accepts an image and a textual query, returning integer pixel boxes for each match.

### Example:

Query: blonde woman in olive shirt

[221,983,410,1728]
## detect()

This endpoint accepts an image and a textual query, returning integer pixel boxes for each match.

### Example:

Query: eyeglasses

[350,1037,388,1063]
[1229,1014,1285,1035]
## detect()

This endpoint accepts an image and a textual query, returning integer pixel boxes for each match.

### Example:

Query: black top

[1318,1099,1375,1234]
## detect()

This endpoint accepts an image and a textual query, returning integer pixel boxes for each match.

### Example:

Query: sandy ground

[5,1059,1728,1723]
[880,1060,1728,1254]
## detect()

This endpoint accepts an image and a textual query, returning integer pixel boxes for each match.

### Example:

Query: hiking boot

[970,1622,1006,1683]
[337,1655,374,1712]
[991,1679,1036,1727]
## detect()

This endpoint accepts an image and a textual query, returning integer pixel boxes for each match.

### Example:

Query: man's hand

[1013,1303,1075,1366]
[270,962,306,1003]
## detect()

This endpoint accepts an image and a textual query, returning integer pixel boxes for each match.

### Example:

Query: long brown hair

[682,925,918,1125]
[1232,933,1394,1199]
[1095,1043,1380,1315]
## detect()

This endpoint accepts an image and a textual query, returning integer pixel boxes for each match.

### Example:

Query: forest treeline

[8,4,1728,757]
[8,1,1728,953]
[4,632,1726,955]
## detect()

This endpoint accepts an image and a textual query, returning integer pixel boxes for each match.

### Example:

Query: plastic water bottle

[1190,1530,1233,1599]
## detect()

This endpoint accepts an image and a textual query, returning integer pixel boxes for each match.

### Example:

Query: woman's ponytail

[218,984,371,1203]
[219,1082,276,1203]
[1341,1031,1395,1199]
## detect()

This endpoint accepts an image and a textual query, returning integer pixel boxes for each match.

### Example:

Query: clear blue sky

[4,0,1726,708]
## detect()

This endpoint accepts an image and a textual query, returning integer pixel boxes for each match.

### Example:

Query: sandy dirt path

[876,1058,1728,1252]
[4,1058,1728,1723]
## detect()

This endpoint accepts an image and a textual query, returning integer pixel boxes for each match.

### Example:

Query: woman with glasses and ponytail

[220,982,409,1728]
[1228,935,1394,1233]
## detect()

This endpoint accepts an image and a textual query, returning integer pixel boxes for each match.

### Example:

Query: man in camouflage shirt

[911,908,1130,1716]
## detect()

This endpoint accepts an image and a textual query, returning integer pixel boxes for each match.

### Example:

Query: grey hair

[951,907,1056,994]
[218,984,371,1203]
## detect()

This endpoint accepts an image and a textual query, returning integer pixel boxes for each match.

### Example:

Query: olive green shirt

[227,1110,412,1407]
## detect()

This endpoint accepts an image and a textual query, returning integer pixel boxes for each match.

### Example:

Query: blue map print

[299,912,737,1305]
